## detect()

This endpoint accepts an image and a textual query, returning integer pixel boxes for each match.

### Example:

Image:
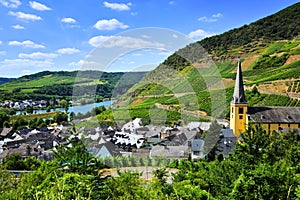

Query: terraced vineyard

[110,29,300,124]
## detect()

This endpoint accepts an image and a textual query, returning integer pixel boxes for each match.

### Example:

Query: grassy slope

[112,40,300,124]
[1,71,93,92]
[0,71,147,102]
[0,78,15,85]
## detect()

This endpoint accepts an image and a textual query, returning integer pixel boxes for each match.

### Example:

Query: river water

[16,100,114,115]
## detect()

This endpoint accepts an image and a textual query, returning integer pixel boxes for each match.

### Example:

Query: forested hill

[200,2,300,57]
[0,78,15,85]
[162,2,300,68]
[113,2,300,123]
[0,70,147,102]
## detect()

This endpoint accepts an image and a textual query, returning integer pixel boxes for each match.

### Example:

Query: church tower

[230,59,248,137]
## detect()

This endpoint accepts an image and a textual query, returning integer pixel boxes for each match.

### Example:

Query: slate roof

[94,141,121,157]
[150,145,189,158]
[0,128,13,138]
[146,138,164,144]
[221,129,235,138]
[248,106,300,123]
[187,122,211,131]
[168,132,188,146]
[0,145,43,159]
[191,139,204,152]
[232,59,247,104]
[216,129,236,157]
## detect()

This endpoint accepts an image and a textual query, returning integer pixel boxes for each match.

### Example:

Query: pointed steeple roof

[231,59,247,104]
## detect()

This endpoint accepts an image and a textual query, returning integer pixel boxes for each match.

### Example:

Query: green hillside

[0,70,147,103]
[0,77,15,85]
[200,2,300,57]
[110,2,300,125]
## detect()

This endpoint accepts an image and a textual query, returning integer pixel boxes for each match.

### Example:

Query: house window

[239,115,243,119]
[238,107,244,114]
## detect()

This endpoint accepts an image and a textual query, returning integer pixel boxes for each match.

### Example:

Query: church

[230,59,300,137]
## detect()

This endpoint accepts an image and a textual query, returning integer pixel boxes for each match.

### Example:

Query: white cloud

[0,0,21,8]
[130,12,137,16]
[56,48,80,54]
[68,60,98,67]
[1,59,53,68]
[9,11,42,21]
[212,13,223,18]
[198,13,223,23]
[8,40,45,48]
[198,16,217,23]
[0,40,2,45]
[0,51,6,56]
[12,24,24,29]
[103,1,131,11]
[61,17,76,24]
[188,29,215,40]
[169,1,175,5]
[89,35,165,49]
[29,1,51,11]
[18,52,58,59]
[93,19,128,30]
[89,35,113,47]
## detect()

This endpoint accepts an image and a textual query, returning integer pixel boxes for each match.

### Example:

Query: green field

[109,36,300,123]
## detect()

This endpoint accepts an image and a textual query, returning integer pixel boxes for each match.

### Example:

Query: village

[1,59,300,164]
[0,99,73,111]
[0,117,237,163]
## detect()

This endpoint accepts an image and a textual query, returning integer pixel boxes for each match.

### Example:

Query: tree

[2,154,41,171]
[3,121,10,128]
[46,106,51,112]
[29,118,38,128]
[228,126,300,199]
[93,105,106,115]
[0,170,19,197]
[251,86,260,96]
[34,173,96,200]
[52,137,104,175]
[3,154,26,170]
[69,111,75,122]
[59,99,69,113]
[232,125,272,167]
[53,112,68,124]
[26,106,33,114]
[0,111,9,128]
[12,118,28,130]
[104,171,147,199]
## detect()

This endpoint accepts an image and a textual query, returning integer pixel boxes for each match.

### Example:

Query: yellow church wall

[270,124,279,133]
[290,124,299,128]
[280,124,289,128]
[248,123,300,134]
[261,124,269,133]
[230,103,248,137]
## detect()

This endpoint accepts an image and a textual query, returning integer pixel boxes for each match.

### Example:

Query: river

[16,100,114,115]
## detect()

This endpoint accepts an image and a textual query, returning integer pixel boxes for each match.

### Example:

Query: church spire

[232,59,247,104]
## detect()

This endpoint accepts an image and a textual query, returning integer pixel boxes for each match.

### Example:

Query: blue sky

[0,0,298,77]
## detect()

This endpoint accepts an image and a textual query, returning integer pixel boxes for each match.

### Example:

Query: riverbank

[16,100,115,116]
